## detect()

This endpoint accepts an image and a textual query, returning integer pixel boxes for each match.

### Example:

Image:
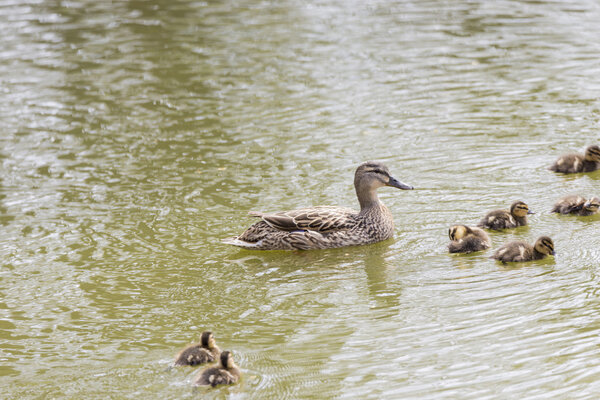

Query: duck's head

[449,225,471,241]
[534,236,555,256]
[584,197,600,213]
[354,161,413,192]
[584,145,600,162]
[200,331,217,349]
[220,350,235,369]
[510,201,533,217]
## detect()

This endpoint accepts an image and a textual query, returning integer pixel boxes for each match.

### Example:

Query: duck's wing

[249,206,357,232]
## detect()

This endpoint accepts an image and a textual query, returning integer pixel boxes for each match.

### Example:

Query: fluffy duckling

[549,145,600,174]
[448,225,491,253]
[552,195,600,216]
[491,236,555,263]
[478,201,533,230]
[174,331,221,367]
[194,351,241,387]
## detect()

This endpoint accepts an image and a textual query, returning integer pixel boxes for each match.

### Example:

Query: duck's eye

[373,169,388,176]
[542,241,553,250]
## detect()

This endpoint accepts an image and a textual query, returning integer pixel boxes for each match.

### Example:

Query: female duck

[222,161,413,250]
[478,201,533,230]
[491,236,555,263]
[448,225,491,253]
[552,195,600,216]
[549,145,600,173]
[194,351,241,387]
[174,331,221,367]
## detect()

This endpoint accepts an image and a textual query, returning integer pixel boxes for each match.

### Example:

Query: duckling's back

[491,240,533,263]
[174,345,216,366]
[549,153,585,174]
[194,367,240,387]
[478,209,516,230]
[448,227,490,253]
[552,195,586,214]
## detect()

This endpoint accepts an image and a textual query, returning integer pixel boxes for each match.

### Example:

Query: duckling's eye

[588,147,600,157]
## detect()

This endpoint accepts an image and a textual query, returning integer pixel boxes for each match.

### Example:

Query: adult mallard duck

[448,225,491,253]
[491,236,555,263]
[549,145,600,174]
[222,161,413,250]
[173,331,221,367]
[194,351,241,387]
[478,201,533,230]
[552,195,600,216]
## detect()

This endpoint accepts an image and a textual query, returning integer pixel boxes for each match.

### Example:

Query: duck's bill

[527,210,535,214]
[388,176,413,190]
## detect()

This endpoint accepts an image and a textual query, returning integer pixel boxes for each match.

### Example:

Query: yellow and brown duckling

[478,201,533,230]
[491,236,555,263]
[448,225,491,253]
[549,145,600,174]
[174,331,221,367]
[194,350,241,387]
[552,195,600,216]
[222,161,413,250]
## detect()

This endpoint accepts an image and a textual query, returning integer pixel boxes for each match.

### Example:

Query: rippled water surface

[2,0,600,398]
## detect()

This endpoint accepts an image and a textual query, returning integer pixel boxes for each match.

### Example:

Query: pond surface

[2,0,600,398]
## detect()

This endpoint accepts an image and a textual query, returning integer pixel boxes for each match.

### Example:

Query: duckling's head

[584,145,600,162]
[534,236,555,256]
[510,201,533,218]
[584,197,600,213]
[220,350,235,369]
[449,225,470,241]
[354,161,413,192]
[200,331,217,349]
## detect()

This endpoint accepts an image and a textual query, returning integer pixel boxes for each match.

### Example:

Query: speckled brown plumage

[194,351,241,387]
[491,236,555,263]
[549,145,600,174]
[552,195,600,216]
[448,225,491,253]
[174,331,220,367]
[478,201,532,230]
[222,162,413,250]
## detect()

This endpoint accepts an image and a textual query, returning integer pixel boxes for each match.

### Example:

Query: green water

[2,0,600,398]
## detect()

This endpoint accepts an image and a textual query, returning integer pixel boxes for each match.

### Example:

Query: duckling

[222,161,413,250]
[491,236,555,263]
[448,225,491,253]
[549,145,600,174]
[478,201,533,230]
[552,195,600,216]
[174,331,221,367]
[194,351,241,387]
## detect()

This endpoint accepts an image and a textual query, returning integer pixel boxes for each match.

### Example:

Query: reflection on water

[2,0,600,398]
